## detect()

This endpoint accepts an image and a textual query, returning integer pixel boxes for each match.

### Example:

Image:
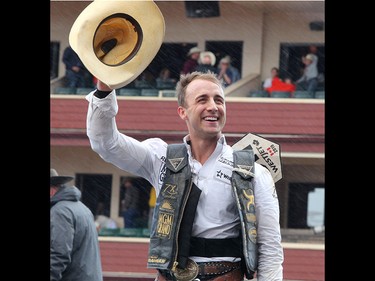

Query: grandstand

[51,1,325,280]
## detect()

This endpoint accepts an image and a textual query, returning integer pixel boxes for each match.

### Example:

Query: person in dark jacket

[180,46,201,75]
[62,46,90,88]
[50,168,103,281]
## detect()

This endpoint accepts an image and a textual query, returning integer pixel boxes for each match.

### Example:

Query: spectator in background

[195,51,218,74]
[284,77,296,96]
[181,46,201,75]
[227,56,241,83]
[134,69,156,88]
[121,178,151,228]
[95,214,118,231]
[95,202,118,231]
[62,46,90,88]
[156,67,177,89]
[306,45,319,62]
[217,56,240,87]
[263,67,280,91]
[295,45,319,94]
[265,77,296,97]
[264,67,295,97]
[50,168,102,281]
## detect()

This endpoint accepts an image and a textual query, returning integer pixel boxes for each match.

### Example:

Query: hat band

[93,13,143,66]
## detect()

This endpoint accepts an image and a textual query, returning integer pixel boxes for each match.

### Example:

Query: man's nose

[207,98,218,111]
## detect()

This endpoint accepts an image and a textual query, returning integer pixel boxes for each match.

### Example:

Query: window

[287,183,325,229]
[134,41,243,89]
[279,43,325,82]
[307,187,325,227]
[119,176,152,229]
[75,173,112,218]
[147,42,198,80]
[50,41,60,79]
[206,40,243,77]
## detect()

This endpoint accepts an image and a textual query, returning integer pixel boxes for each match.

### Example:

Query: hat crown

[50,169,74,186]
[187,47,201,56]
[220,56,231,64]
[51,169,59,177]
[199,51,216,66]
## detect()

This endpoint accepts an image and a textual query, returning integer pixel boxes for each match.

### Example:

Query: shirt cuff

[94,89,112,99]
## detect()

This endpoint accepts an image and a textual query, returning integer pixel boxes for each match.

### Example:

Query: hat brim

[69,0,165,89]
[51,176,74,186]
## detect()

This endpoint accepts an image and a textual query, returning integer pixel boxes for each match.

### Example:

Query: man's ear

[50,186,59,197]
[177,106,187,121]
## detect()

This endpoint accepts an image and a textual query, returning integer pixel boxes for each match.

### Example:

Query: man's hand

[97,80,113,91]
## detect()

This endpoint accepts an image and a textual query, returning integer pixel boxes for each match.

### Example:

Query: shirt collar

[183,134,226,145]
[182,134,227,159]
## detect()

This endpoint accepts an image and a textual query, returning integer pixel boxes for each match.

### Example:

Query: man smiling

[85,71,283,281]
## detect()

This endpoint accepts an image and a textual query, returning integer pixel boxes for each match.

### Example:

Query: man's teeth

[204,117,218,121]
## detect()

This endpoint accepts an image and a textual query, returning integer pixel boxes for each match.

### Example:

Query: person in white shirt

[296,45,319,94]
[86,71,283,281]
[263,67,280,90]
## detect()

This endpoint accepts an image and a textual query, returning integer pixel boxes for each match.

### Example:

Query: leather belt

[197,261,241,275]
[157,261,243,281]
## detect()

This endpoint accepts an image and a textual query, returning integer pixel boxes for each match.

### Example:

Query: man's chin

[203,129,222,138]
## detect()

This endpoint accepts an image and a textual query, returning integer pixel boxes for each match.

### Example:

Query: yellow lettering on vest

[243,189,255,211]
[156,212,173,238]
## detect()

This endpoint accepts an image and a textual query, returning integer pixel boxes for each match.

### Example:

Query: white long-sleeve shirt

[85,90,283,280]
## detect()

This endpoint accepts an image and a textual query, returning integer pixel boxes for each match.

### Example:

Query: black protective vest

[147,143,258,279]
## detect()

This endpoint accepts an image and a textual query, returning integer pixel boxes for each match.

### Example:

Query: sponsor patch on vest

[168,157,184,171]
[148,256,167,264]
[242,189,255,214]
[246,213,256,223]
[156,211,174,238]
[161,183,178,199]
[248,227,257,244]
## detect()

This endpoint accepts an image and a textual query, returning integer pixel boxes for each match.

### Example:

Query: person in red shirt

[265,74,295,97]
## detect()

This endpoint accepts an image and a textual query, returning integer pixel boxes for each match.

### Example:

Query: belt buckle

[173,258,199,281]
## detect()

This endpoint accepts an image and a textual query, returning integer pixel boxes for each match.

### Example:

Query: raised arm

[85,80,165,184]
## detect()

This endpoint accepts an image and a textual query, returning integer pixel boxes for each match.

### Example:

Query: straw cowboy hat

[199,51,216,66]
[69,0,165,89]
[219,55,231,64]
[187,46,201,56]
[50,169,74,186]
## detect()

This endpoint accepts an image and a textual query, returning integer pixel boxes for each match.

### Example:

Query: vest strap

[177,183,201,268]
